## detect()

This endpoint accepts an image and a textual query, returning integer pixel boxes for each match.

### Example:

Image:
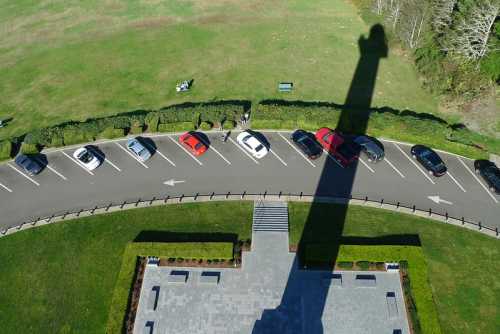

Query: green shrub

[157,122,194,133]
[98,127,125,139]
[337,261,354,269]
[129,125,144,135]
[199,121,213,131]
[0,140,12,160]
[223,120,236,130]
[49,136,64,147]
[356,261,370,270]
[145,112,159,132]
[20,142,39,154]
[63,126,95,146]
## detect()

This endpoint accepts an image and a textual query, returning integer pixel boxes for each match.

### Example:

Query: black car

[410,145,447,176]
[353,135,385,162]
[291,130,322,159]
[474,160,500,194]
[14,154,43,176]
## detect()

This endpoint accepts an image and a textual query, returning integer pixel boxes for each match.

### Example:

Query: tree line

[369,0,499,100]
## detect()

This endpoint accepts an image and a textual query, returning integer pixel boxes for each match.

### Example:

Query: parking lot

[0,130,498,230]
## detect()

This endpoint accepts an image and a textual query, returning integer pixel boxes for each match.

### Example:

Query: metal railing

[1,192,498,239]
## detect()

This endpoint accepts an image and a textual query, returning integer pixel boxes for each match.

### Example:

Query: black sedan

[291,130,322,159]
[474,160,500,194]
[353,135,385,162]
[410,145,447,176]
[14,154,43,176]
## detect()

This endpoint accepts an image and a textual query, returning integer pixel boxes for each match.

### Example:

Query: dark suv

[474,160,500,194]
[410,145,447,176]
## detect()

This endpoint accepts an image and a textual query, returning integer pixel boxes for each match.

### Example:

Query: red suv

[179,132,208,156]
[315,127,359,167]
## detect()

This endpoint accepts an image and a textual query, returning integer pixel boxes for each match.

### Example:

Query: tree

[443,0,499,60]
[431,0,457,33]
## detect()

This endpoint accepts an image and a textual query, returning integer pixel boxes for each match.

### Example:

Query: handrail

[1,192,498,239]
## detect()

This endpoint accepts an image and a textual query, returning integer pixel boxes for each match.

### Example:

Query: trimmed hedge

[0,140,12,160]
[106,242,233,334]
[253,102,499,159]
[305,244,441,334]
[20,142,39,155]
[199,121,213,131]
[98,127,125,140]
[158,122,194,133]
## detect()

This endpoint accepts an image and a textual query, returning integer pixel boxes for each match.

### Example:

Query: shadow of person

[252,24,388,334]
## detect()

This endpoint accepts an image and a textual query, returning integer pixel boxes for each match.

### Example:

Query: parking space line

[269,149,287,166]
[447,171,466,193]
[61,151,95,175]
[393,143,435,184]
[228,137,259,164]
[114,143,149,169]
[197,137,231,165]
[458,158,498,203]
[358,158,375,173]
[93,151,122,172]
[7,164,40,186]
[45,164,68,180]
[322,149,344,168]
[140,142,176,167]
[0,181,13,193]
[278,133,315,167]
[167,136,203,166]
[384,158,405,178]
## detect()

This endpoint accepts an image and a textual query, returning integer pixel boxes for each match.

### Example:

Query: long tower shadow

[253,24,388,333]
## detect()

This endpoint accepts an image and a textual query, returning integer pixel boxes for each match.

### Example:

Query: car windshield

[194,142,203,150]
[255,144,263,152]
[242,135,252,142]
[337,143,357,158]
[78,150,93,163]
[421,150,441,165]
[322,133,331,143]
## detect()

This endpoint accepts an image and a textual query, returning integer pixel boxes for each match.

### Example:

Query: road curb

[1,193,497,239]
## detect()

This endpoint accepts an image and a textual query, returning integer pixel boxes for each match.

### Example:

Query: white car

[236,131,268,159]
[73,147,101,170]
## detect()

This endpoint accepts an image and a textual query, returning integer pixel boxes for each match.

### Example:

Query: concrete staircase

[252,200,289,232]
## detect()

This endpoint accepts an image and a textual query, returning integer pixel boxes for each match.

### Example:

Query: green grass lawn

[289,202,500,334]
[0,201,497,333]
[0,202,253,333]
[0,0,439,140]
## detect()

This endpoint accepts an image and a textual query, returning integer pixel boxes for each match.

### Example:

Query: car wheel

[475,168,480,174]
[428,170,433,175]
[412,154,417,159]
[490,186,495,192]
[367,158,372,162]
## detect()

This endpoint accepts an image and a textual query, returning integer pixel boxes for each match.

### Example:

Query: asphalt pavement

[0,130,498,230]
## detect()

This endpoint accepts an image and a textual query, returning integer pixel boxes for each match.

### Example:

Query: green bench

[278,82,293,92]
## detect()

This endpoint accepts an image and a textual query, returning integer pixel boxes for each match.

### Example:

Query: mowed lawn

[0,202,253,333]
[289,203,500,334]
[0,0,438,140]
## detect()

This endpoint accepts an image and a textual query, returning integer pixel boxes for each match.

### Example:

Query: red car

[179,132,208,156]
[315,127,359,167]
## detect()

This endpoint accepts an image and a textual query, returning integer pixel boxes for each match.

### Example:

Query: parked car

[474,160,500,194]
[410,145,447,176]
[179,132,207,156]
[14,154,43,175]
[127,137,152,162]
[73,146,101,170]
[236,131,268,159]
[315,127,359,167]
[291,130,322,160]
[353,135,384,162]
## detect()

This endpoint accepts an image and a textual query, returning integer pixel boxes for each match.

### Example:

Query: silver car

[127,138,152,162]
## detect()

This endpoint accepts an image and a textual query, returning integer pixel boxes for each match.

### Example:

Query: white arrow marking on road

[428,195,453,205]
[163,179,186,186]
